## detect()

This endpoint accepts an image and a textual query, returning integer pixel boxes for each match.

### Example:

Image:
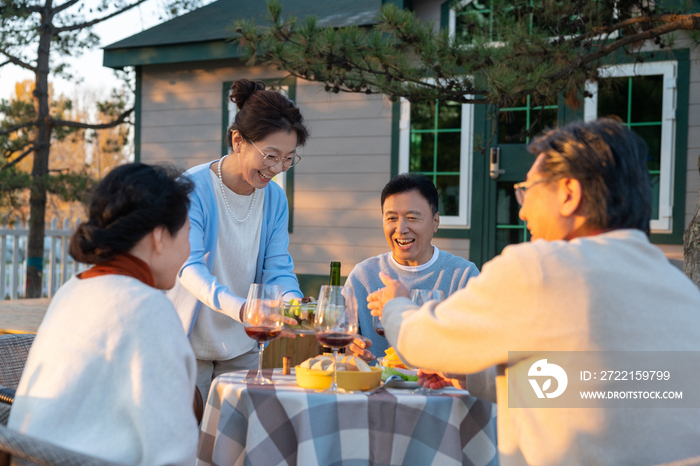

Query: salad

[283,297,316,334]
[378,347,418,382]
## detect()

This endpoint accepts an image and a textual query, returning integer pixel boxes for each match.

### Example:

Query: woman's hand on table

[367,272,411,319]
[418,370,467,390]
[348,336,375,361]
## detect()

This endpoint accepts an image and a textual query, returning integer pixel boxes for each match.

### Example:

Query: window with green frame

[498,95,558,144]
[398,97,475,227]
[494,96,559,254]
[584,61,677,232]
[449,0,609,42]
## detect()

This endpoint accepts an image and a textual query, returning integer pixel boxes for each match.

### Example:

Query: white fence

[1,217,89,300]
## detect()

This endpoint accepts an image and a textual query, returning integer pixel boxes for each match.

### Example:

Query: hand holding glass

[314,285,358,394]
[410,289,445,306]
[410,289,444,394]
[242,284,284,385]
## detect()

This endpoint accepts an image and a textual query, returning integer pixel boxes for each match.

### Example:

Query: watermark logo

[528,359,568,398]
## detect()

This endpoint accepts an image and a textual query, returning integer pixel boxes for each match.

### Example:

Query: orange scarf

[78,253,156,288]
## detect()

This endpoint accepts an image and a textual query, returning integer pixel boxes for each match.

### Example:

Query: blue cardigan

[167,162,302,336]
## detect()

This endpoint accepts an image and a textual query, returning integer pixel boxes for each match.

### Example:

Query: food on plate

[311,358,333,371]
[298,354,372,373]
[379,347,418,381]
[381,347,408,369]
[299,355,331,370]
[382,366,419,382]
[339,355,371,372]
[284,297,317,331]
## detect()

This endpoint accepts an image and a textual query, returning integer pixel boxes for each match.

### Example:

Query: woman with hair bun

[167,78,310,402]
[9,163,199,466]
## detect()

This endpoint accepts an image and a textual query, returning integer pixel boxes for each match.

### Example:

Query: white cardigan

[9,275,198,466]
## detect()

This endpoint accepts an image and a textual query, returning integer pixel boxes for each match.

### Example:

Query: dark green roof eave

[103,40,245,68]
[101,0,396,69]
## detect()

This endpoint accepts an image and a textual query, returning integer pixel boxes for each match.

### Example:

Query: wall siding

[140,62,475,278]
[412,0,444,33]
[683,39,700,260]
[687,44,700,234]
[291,80,392,275]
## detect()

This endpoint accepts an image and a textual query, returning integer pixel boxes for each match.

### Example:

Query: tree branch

[577,12,700,43]
[0,49,36,72]
[0,121,37,137]
[0,145,35,173]
[262,29,481,97]
[548,17,698,85]
[55,0,151,33]
[53,0,82,15]
[52,107,134,130]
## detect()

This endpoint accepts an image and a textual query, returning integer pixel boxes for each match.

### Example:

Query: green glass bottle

[329,261,341,286]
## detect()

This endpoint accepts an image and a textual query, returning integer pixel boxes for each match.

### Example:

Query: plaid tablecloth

[196,369,498,466]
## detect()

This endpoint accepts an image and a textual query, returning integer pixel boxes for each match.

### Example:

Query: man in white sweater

[369,118,700,466]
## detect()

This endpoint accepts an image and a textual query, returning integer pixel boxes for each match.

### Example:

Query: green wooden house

[103,0,695,290]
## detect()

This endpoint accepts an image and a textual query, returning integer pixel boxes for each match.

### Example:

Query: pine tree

[234,0,700,286]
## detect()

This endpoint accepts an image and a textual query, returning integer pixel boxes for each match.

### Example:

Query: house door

[469,98,560,268]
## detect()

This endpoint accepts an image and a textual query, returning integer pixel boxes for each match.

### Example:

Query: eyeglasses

[513,178,551,205]
[249,140,301,170]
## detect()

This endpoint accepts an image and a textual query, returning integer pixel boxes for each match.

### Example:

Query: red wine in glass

[245,326,282,343]
[372,315,385,337]
[317,332,354,348]
[242,283,284,385]
[314,285,358,394]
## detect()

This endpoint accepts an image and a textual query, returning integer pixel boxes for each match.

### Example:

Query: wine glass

[372,314,385,338]
[242,283,284,385]
[410,289,445,305]
[410,289,444,394]
[314,285,358,394]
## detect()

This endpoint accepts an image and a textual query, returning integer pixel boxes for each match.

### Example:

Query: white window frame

[226,85,290,192]
[398,96,475,227]
[584,61,677,233]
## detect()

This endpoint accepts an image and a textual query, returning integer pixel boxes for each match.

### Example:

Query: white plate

[388,380,419,389]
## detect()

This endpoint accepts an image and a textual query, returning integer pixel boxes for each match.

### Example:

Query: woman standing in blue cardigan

[168,79,310,402]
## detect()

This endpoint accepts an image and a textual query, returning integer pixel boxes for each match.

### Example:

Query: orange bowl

[295,366,382,391]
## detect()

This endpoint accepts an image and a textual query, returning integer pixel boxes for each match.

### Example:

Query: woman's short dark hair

[381,173,440,216]
[70,163,194,264]
[225,79,310,150]
[528,118,652,235]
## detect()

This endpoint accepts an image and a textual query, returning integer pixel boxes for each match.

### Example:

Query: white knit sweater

[188,170,263,360]
[8,275,198,466]
[383,229,700,466]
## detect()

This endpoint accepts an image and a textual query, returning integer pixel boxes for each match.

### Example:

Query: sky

[0,1,193,102]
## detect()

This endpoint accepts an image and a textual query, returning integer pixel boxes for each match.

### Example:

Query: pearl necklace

[217,154,257,223]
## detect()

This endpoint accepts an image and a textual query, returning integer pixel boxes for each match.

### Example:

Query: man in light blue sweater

[347,173,480,358]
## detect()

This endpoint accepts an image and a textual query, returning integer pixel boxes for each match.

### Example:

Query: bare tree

[0,0,203,297]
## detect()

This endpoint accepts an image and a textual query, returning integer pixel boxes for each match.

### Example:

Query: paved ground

[0,298,49,334]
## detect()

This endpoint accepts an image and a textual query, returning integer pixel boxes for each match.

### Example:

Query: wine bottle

[329,261,341,286]
[323,261,343,355]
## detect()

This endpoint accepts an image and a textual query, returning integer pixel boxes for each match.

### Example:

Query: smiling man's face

[382,190,439,266]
